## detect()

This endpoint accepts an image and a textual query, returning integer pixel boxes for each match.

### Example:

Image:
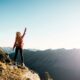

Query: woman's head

[16,32,21,37]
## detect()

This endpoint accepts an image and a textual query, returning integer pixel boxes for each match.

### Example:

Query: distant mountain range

[3,48,80,80]
[2,47,14,54]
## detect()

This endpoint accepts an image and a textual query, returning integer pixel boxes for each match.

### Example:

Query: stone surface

[0,47,40,80]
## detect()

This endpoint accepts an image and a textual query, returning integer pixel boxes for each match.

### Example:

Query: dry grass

[0,61,29,80]
[0,61,40,80]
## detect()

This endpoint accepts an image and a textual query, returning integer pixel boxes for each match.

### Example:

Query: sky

[0,0,80,50]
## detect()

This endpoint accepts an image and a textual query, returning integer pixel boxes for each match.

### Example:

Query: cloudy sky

[0,0,80,50]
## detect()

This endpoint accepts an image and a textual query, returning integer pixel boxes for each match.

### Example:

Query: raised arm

[22,28,27,38]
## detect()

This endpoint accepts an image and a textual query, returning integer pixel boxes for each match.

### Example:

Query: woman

[13,28,27,67]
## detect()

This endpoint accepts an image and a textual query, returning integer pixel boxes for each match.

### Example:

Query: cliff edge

[0,47,40,80]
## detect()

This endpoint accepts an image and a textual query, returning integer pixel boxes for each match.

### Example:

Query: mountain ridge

[9,48,80,80]
[0,47,41,80]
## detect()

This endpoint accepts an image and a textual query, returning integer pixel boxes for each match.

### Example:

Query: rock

[0,61,40,80]
[0,47,41,80]
[0,48,11,63]
[45,72,53,80]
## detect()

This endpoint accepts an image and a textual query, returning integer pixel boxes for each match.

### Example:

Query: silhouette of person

[13,28,27,67]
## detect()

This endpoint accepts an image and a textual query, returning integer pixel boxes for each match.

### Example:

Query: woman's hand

[24,27,27,32]
[22,27,27,38]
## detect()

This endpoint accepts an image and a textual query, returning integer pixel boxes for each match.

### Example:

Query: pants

[14,47,24,63]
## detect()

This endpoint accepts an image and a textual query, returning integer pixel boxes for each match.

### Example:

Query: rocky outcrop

[0,47,40,80]
[45,72,53,80]
[0,48,11,63]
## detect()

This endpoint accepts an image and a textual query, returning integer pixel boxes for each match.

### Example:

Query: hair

[16,32,21,37]
[15,32,22,43]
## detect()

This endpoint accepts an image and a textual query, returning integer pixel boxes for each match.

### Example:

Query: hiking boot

[13,61,17,66]
[21,63,25,66]
[20,63,26,69]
